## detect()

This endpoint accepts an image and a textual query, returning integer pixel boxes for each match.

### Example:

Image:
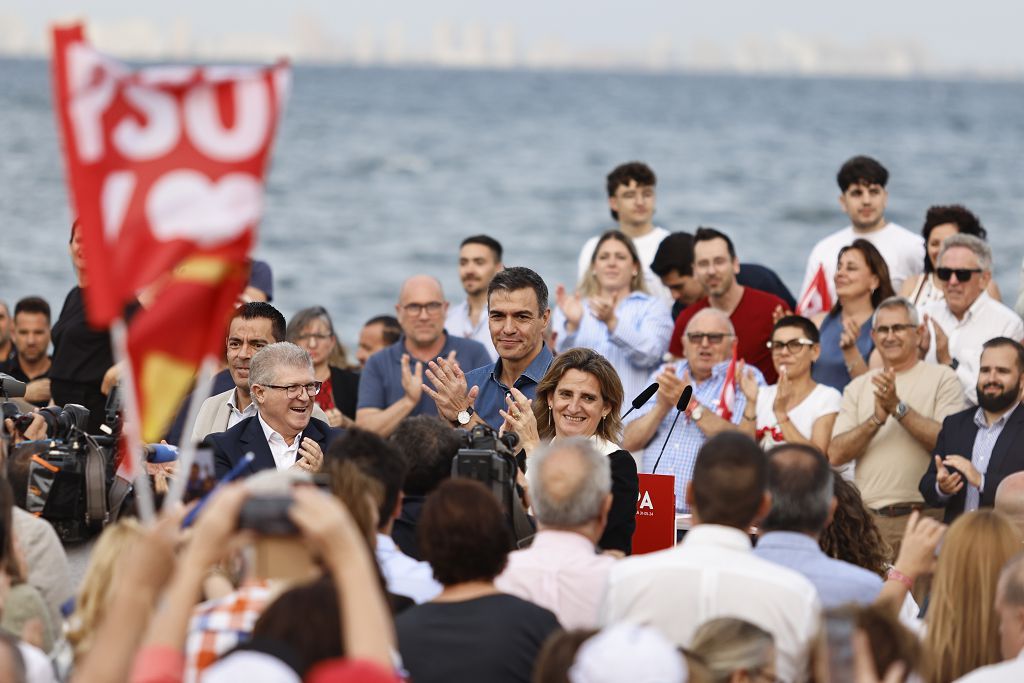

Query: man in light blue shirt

[623,308,764,511]
[754,443,883,608]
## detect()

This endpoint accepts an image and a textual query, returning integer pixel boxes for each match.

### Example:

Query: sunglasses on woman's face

[936,267,983,282]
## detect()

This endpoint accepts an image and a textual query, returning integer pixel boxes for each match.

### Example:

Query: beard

[977,383,1020,413]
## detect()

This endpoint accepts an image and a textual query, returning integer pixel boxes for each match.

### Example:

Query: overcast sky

[7,0,1024,72]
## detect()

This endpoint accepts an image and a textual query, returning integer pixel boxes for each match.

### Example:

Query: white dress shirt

[495,529,616,630]
[257,413,302,471]
[375,534,442,604]
[924,291,1024,404]
[445,300,498,362]
[226,389,258,429]
[601,524,821,683]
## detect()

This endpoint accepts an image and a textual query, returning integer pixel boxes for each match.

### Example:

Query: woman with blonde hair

[922,509,1021,683]
[553,230,673,408]
[688,617,777,683]
[66,519,145,662]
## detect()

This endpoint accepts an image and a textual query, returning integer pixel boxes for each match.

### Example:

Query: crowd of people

[2,155,1024,682]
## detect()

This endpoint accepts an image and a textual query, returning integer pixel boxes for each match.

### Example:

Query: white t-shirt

[445,300,498,362]
[577,226,671,301]
[754,383,842,450]
[800,222,924,304]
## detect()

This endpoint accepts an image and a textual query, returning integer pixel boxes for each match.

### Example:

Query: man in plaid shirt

[183,579,276,682]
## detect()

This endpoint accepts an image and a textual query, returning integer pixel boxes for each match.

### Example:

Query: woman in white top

[738,315,841,454]
[553,230,673,408]
[899,204,1000,307]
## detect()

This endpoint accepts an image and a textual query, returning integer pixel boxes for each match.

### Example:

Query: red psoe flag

[128,257,251,442]
[51,23,290,327]
[715,344,738,421]
[796,263,834,317]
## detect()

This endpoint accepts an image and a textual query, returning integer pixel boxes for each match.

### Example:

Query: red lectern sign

[632,473,676,555]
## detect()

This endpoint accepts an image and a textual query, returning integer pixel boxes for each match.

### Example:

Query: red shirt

[668,287,788,384]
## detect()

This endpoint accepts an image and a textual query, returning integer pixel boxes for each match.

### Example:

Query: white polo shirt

[923,291,1024,404]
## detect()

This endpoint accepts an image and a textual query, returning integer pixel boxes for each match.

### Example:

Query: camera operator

[0,297,53,408]
[50,221,138,435]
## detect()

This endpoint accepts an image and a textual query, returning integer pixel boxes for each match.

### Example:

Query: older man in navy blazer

[211,342,340,478]
[920,337,1024,523]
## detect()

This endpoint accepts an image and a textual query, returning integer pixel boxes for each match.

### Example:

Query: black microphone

[622,382,659,419]
[0,373,26,399]
[652,384,694,475]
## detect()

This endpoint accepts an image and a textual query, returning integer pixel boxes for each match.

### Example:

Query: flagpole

[109,317,156,525]
[163,355,219,509]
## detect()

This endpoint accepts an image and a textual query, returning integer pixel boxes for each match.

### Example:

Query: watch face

[457,410,471,425]
[691,406,703,421]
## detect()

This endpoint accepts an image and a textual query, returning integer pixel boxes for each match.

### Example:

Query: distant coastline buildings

[0,12,1018,80]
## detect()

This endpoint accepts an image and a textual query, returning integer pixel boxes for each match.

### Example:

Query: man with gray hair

[754,444,884,607]
[210,342,338,477]
[923,233,1024,404]
[623,307,765,511]
[830,296,964,555]
[495,438,615,629]
[954,552,1024,681]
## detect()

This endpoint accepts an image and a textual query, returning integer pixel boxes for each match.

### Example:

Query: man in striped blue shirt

[623,308,764,512]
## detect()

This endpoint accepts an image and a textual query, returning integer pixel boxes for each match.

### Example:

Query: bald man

[355,275,491,436]
[996,472,1024,538]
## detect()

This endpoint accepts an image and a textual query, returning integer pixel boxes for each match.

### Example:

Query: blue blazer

[210,415,339,478]
[919,403,1024,524]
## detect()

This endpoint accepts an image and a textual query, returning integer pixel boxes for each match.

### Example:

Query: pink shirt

[495,529,615,629]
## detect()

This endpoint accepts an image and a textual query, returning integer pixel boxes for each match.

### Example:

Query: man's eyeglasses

[402,302,444,316]
[936,267,983,282]
[873,323,916,336]
[261,382,323,399]
[766,338,815,353]
[686,332,732,345]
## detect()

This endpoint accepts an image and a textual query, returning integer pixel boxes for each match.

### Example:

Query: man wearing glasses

[191,302,329,444]
[623,308,765,512]
[829,297,965,555]
[356,275,490,437]
[666,227,789,383]
[922,234,1024,404]
[211,342,339,477]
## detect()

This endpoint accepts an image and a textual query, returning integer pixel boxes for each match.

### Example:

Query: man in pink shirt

[495,438,616,629]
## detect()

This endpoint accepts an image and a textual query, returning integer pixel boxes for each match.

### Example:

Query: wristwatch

[691,405,704,422]
[894,401,908,421]
[456,406,475,426]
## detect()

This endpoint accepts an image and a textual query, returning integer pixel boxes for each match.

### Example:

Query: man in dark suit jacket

[211,342,341,478]
[920,338,1024,523]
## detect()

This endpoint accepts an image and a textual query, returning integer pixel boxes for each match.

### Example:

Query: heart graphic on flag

[146,169,262,246]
